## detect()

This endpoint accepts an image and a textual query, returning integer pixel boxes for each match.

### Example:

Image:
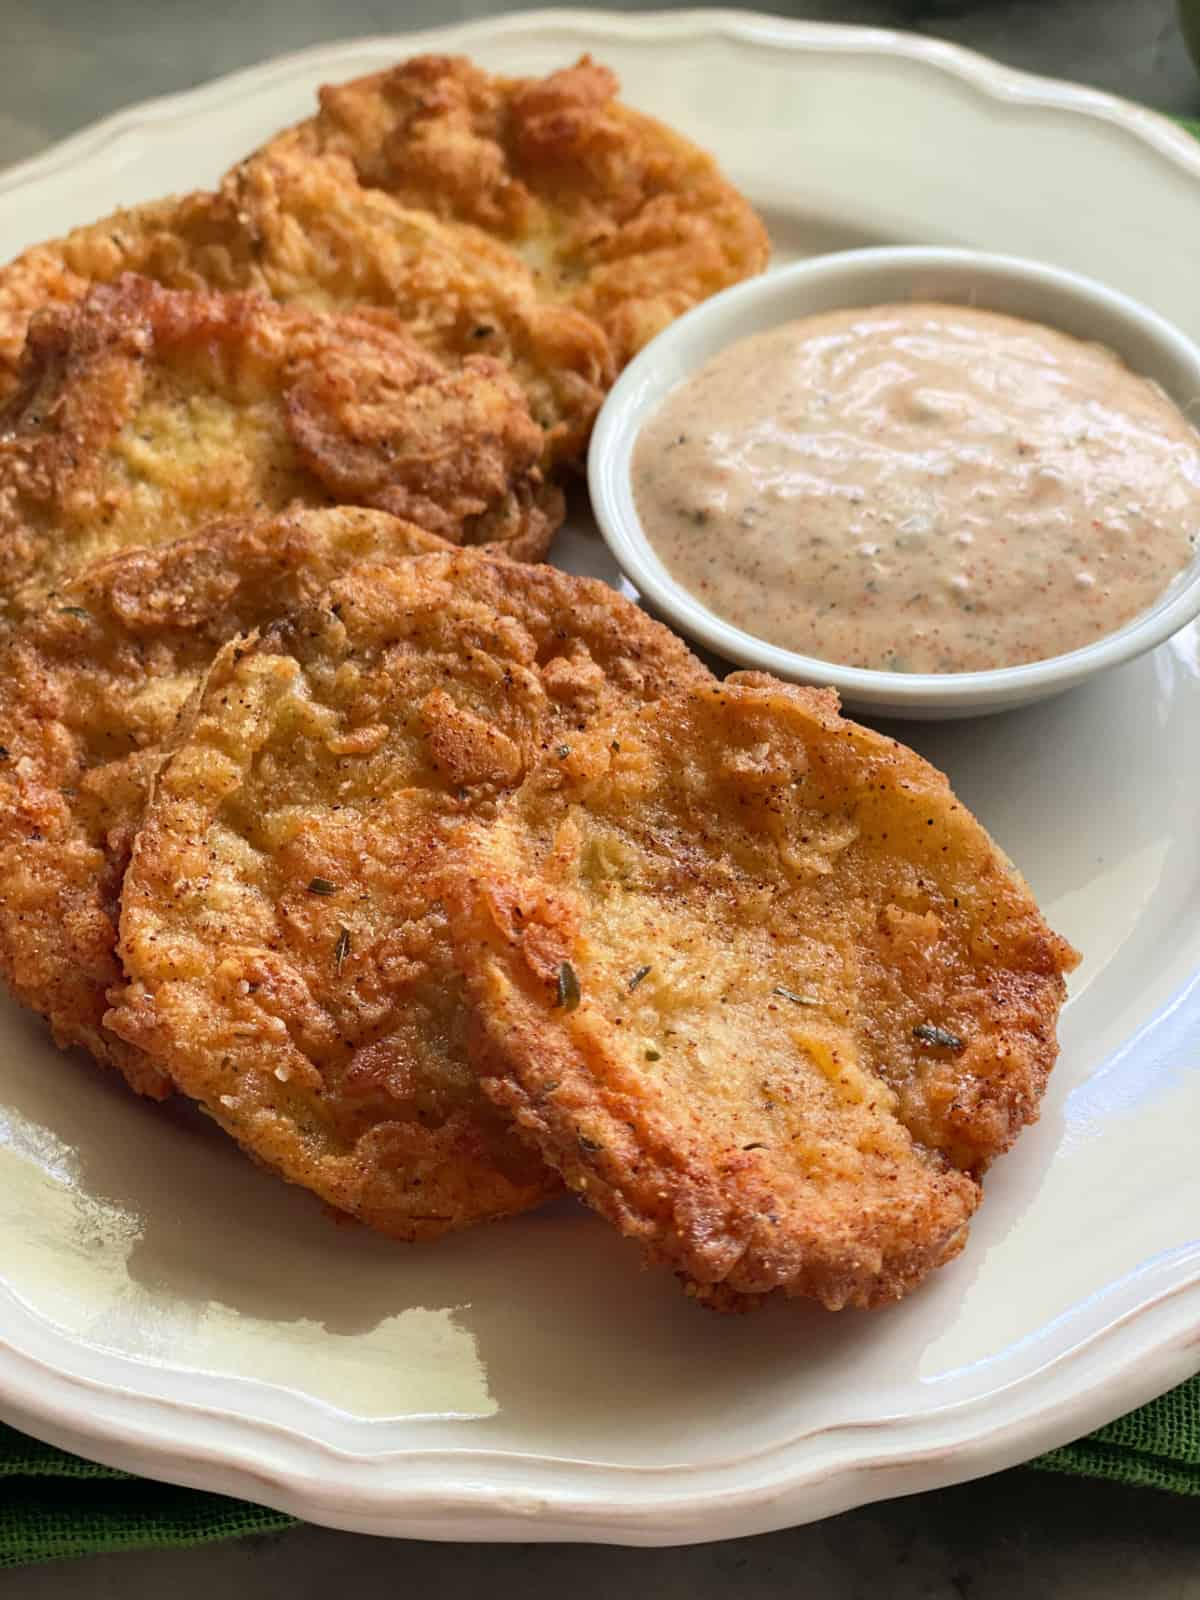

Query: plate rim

[3,6,1199,202]
[1,5,1199,1544]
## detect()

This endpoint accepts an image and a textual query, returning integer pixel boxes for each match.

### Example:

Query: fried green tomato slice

[0,506,445,1099]
[107,552,711,1238]
[445,675,1080,1309]
[0,273,559,618]
[0,153,613,465]
[217,141,614,464]
[275,53,771,368]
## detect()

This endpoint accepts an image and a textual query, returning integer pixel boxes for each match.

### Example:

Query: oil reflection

[0,1014,494,1420]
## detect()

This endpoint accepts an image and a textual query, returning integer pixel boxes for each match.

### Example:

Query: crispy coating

[0,191,236,399]
[0,54,767,452]
[277,54,771,368]
[0,507,445,1097]
[446,675,1080,1310]
[107,551,712,1238]
[219,143,613,463]
[0,152,612,464]
[0,274,558,616]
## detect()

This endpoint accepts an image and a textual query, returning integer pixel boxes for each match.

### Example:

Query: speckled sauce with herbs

[632,304,1200,673]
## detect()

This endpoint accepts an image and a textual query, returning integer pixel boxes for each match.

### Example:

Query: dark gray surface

[8,1469,1200,1596]
[1,0,1198,1591]
[0,0,1197,169]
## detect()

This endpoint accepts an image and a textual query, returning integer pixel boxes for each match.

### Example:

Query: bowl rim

[588,245,1200,713]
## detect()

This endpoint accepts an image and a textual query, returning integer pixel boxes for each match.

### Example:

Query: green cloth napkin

[3,1382,1200,1568]
[1034,1382,1200,1495]
[2,111,1200,1578]
[0,1427,292,1567]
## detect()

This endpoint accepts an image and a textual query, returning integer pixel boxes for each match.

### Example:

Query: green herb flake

[556,744,571,760]
[555,961,581,1012]
[913,1022,965,1052]
[333,926,351,972]
[628,964,652,992]
[58,606,90,620]
[577,1132,603,1153]
[307,877,338,896]
[644,1048,662,1062]
[773,985,820,1007]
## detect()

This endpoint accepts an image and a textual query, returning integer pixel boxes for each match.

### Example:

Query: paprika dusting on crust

[446,675,1079,1309]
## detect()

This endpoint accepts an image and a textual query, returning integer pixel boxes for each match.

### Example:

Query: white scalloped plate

[2,8,1200,1546]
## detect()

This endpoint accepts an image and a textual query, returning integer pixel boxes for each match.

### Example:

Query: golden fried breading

[0,274,558,616]
[0,191,243,401]
[0,507,445,1098]
[0,155,612,463]
[446,675,1080,1310]
[220,143,612,462]
[107,551,711,1237]
[0,54,766,449]
[277,54,771,368]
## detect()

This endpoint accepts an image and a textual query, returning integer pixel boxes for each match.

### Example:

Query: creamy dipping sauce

[632,304,1200,673]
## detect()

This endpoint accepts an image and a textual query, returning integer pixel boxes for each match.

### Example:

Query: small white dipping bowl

[588,247,1200,719]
